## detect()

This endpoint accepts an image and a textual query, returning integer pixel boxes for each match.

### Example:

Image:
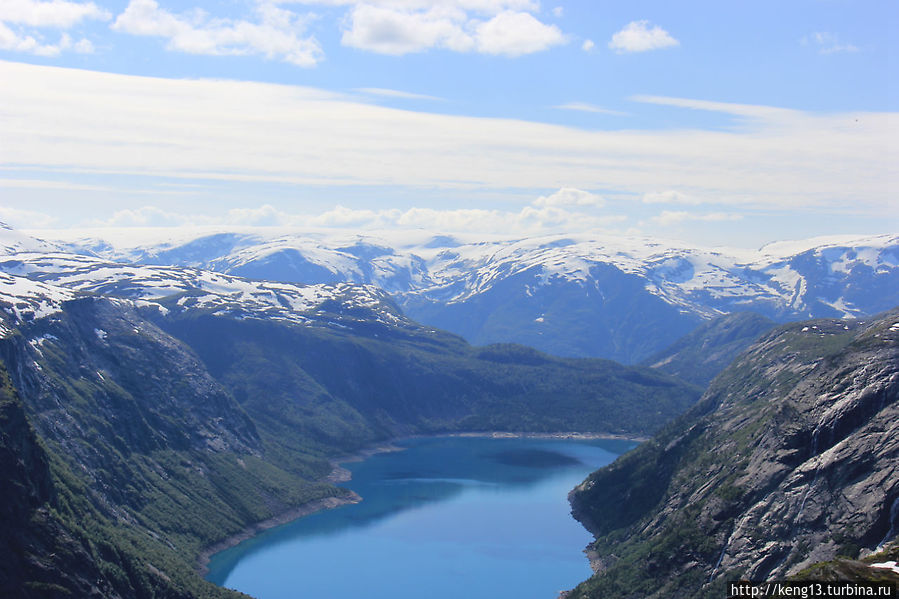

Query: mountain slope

[0,354,249,599]
[0,297,348,598]
[567,309,899,598]
[641,311,777,387]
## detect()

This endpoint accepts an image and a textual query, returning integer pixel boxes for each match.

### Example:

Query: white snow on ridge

[0,272,74,333]
[0,252,406,331]
[7,228,898,324]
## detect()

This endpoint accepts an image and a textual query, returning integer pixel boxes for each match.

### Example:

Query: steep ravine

[567,309,899,598]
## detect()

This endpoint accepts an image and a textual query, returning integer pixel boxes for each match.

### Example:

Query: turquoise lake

[206,436,635,599]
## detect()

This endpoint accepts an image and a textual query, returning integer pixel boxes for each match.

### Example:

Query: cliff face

[0,362,186,599]
[568,309,899,598]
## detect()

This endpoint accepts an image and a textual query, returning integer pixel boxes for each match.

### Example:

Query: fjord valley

[0,224,897,598]
[0,226,700,597]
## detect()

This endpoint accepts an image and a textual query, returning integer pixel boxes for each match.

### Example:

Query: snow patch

[871,561,899,575]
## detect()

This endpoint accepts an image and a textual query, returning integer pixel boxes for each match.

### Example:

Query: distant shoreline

[440,430,649,442]
[196,430,642,578]
[195,441,403,577]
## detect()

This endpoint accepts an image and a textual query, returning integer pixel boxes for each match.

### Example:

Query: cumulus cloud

[0,25,95,56]
[111,0,323,66]
[642,190,703,205]
[224,204,293,226]
[81,197,627,235]
[0,206,57,228]
[533,187,604,208]
[581,38,594,51]
[803,31,859,55]
[338,2,564,56]
[278,1,540,13]
[474,10,565,56]
[101,206,196,227]
[608,20,678,53]
[0,0,110,28]
[652,211,742,226]
[340,4,473,54]
[0,0,108,56]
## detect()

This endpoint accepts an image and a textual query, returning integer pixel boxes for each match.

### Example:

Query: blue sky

[0,0,896,247]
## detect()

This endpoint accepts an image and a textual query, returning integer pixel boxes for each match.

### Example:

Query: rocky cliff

[568,309,899,598]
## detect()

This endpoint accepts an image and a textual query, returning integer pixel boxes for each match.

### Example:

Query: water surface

[207,436,634,599]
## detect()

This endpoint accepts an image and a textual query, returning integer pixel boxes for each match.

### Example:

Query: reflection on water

[206,436,634,599]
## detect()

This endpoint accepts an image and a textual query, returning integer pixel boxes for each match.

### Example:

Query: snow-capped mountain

[7,226,898,363]
[0,250,412,339]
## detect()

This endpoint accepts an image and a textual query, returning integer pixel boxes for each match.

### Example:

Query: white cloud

[0,24,94,56]
[551,6,563,18]
[533,187,604,208]
[0,206,57,228]
[608,20,678,53]
[0,0,110,28]
[338,2,564,56]
[72,35,94,52]
[554,102,626,115]
[310,204,626,234]
[81,201,626,235]
[112,0,323,67]
[642,190,702,205]
[631,94,801,126]
[652,211,742,226]
[277,1,540,13]
[804,31,859,55]
[0,0,107,56]
[340,4,474,54]
[224,204,292,226]
[0,21,57,55]
[581,38,594,51]
[101,206,194,227]
[1,62,895,216]
[355,87,443,101]
[474,10,566,56]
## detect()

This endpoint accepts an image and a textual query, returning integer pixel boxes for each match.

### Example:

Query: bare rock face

[568,309,899,599]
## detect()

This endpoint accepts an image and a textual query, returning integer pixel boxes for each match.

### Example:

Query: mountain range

[15,226,898,364]
[0,225,701,597]
[0,222,896,598]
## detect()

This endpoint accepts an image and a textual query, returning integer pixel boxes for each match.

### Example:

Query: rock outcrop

[568,309,899,598]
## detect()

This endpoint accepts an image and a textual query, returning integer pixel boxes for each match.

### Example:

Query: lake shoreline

[197,430,641,578]
[439,430,649,442]
[195,441,404,577]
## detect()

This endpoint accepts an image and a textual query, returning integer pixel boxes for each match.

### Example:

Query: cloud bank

[1,61,895,217]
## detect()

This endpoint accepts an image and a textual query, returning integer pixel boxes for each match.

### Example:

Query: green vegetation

[641,311,776,387]
[566,309,899,598]
[0,296,702,597]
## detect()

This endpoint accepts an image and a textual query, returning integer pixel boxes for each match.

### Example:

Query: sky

[0,0,896,248]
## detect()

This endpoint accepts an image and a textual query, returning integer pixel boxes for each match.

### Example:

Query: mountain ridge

[567,308,899,598]
[13,227,895,364]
